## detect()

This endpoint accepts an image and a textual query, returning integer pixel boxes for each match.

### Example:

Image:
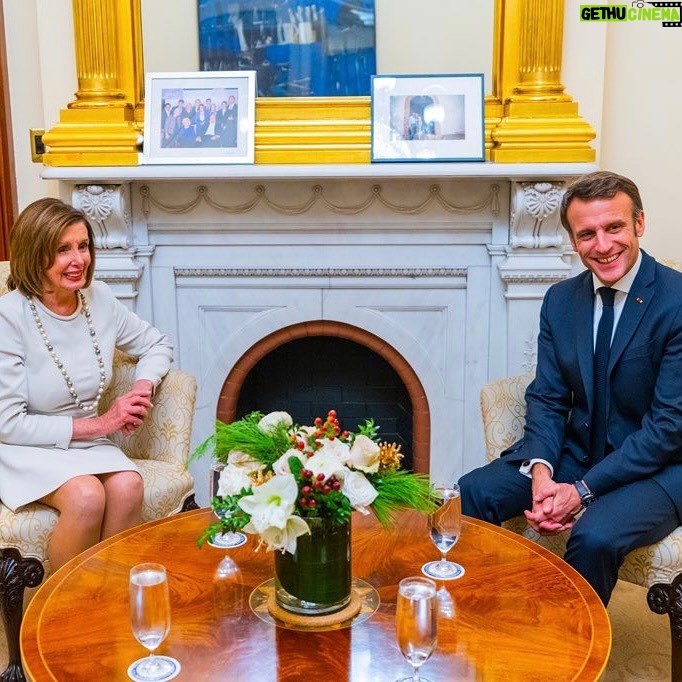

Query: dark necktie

[591,286,616,458]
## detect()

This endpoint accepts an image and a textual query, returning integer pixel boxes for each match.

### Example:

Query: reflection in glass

[198,1,376,96]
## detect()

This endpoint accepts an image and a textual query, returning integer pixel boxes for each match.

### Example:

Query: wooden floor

[3,580,671,680]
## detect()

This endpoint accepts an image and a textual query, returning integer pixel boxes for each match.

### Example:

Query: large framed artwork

[143,71,257,164]
[197,0,376,97]
[371,74,485,163]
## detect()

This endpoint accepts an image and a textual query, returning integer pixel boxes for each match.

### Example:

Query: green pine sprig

[368,469,438,527]
[191,412,292,467]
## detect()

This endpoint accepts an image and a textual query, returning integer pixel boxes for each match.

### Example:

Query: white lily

[260,516,311,555]
[238,474,310,553]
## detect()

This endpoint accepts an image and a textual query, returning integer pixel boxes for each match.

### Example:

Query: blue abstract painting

[198,1,376,97]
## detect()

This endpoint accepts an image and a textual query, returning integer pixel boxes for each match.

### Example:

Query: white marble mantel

[43,162,595,504]
[43,161,597,182]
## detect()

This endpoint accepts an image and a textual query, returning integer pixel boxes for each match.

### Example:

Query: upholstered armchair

[0,261,198,682]
[480,374,682,677]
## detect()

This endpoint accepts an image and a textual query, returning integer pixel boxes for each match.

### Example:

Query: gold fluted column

[489,0,595,162]
[42,0,143,166]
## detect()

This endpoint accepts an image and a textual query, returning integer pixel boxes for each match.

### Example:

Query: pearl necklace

[27,291,106,412]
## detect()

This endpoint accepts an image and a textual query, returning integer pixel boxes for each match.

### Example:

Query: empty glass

[422,486,465,580]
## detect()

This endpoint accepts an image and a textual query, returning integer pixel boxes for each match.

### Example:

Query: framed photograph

[197,0,376,97]
[143,71,256,164]
[371,74,485,163]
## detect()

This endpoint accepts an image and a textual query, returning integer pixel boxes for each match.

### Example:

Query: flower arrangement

[193,409,436,554]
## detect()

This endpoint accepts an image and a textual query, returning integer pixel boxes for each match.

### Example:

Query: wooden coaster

[267,591,362,627]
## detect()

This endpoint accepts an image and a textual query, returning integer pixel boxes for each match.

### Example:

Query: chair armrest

[480,374,533,463]
[101,352,198,467]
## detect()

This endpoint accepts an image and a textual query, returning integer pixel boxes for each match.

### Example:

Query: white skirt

[0,439,139,512]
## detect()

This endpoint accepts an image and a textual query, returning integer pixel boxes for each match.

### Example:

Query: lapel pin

[636,297,644,304]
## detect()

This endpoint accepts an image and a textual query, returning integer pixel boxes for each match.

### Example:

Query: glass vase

[274,517,351,615]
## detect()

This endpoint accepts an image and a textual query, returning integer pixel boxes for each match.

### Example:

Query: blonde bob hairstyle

[7,198,96,298]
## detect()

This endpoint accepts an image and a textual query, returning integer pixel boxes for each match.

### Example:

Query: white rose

[315,437,351,464]
[227,450,265,474]
[217,464,253,497]
[341,470,378,514]
[258,411,293,435]
[348,435,381,473]
[305,449,346,482]
[272,448,307,476]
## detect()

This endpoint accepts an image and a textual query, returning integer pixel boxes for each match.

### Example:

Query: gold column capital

[43,0,143,166]
[489,0,596,162]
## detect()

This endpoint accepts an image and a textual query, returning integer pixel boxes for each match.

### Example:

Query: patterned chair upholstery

[0,261,198,681]
[481,373,682,675]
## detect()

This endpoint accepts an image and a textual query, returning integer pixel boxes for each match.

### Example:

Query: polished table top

[21,508,610,681]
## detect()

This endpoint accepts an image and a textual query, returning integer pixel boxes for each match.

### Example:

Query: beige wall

[3,0,681,261]
[3,0,75,206]
[599,11,682,260]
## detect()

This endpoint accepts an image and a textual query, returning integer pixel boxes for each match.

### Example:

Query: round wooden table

[21,509,610,681]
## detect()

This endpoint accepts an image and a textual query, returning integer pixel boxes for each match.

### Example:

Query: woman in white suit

[0,198,173,570]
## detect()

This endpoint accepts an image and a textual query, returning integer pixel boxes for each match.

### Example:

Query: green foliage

[356,418,380,442]
[191,412,291,467]
[369,469,437,527]
[197,491,252,548]
[288,456,304,478]
[296,488,353,527]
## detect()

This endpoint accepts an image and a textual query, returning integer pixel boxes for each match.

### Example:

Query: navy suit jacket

[503,250,682,516]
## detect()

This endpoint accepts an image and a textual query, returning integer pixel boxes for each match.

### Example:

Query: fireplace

[45,162,590,504]
[217,321,428,473]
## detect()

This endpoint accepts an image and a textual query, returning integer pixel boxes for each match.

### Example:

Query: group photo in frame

[371,74,485,163]
[143,71,257,164]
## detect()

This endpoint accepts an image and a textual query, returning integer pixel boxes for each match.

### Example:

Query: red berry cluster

[311,409,350,445]
[299,469,342,508]
[289,432,306,451]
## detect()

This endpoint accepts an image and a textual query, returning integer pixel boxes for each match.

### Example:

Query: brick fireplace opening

[216,321,431,473]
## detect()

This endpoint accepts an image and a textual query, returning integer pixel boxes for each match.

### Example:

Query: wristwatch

[574,480,596,509]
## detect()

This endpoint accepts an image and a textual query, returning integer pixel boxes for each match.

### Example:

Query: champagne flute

[396,576,438,682]
[422,485,465,580]
[128,563,180,681]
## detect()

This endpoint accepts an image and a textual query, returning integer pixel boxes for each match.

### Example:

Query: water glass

[396,576,438,682]
[129,563,180,681]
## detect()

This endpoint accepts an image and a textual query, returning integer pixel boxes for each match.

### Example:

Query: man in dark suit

[459,171,682,605]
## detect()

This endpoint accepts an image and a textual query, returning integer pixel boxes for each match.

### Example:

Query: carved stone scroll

[72,184,132,249]
[510,181,565,249]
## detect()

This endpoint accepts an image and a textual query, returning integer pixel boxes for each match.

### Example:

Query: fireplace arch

[216,321,431,473]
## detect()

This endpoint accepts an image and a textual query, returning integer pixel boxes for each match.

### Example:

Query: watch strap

[574,480,596,508]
